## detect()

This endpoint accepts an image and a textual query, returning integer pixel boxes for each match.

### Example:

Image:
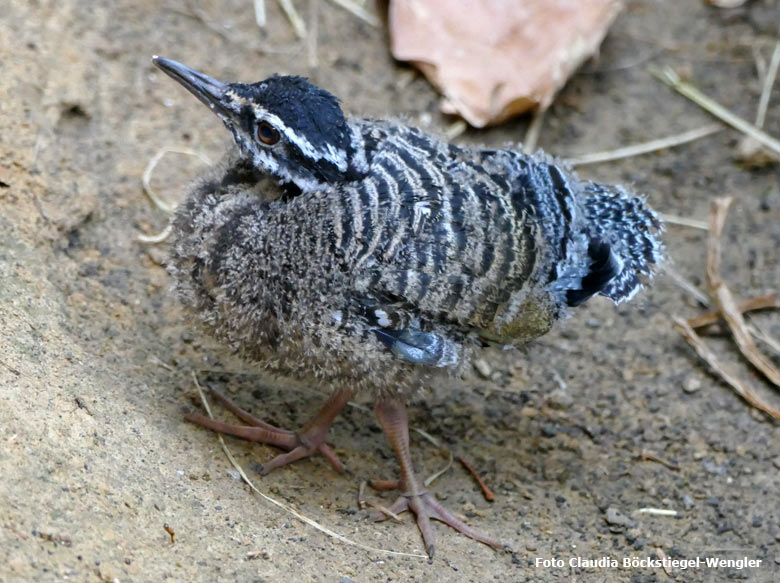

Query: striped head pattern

[153,57,364,193]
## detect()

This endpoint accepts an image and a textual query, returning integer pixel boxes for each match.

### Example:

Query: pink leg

[373,399,504,558]
[186,388,354,474]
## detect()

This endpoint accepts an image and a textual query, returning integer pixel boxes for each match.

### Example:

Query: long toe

[185,388,354,474]
[373,492,503,558]
[184,412,299,450]
[418,492,503,550]
[259,442,345,474]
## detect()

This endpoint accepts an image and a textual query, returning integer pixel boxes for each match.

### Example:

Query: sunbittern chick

[153,56,663,557]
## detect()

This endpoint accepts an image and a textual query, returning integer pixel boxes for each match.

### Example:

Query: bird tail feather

[579,183,664,303]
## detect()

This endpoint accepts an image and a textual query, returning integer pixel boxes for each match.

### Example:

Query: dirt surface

[2,1,779,581]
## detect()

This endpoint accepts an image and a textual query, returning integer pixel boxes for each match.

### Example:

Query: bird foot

[185,388,353,474]
[373,399,504,558]
[370,488,503,558]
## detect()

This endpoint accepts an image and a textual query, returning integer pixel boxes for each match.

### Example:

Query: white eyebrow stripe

[251,107,348,171]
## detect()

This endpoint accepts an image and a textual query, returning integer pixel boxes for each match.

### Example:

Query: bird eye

[257,121,280,145]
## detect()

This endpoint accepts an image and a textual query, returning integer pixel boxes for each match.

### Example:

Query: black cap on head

[229,76,350,159]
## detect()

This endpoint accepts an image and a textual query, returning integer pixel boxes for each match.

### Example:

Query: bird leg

[372,398,503,558]
[185,388,355,474]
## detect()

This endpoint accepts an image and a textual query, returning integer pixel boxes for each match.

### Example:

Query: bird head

[153,57,364,194]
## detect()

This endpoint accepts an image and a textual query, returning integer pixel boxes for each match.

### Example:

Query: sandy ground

[1,0,779,581]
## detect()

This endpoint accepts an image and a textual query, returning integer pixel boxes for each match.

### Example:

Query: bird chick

[153,56,663,558]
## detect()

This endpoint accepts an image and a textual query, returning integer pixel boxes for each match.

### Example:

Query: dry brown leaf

[389,0,623,127]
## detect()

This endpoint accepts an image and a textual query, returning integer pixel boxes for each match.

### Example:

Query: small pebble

[474,358,492,379]
[605,507,635,528]
[547,388,573,409]
[772,456,780,470]
[146,247,167,265]
[682,375,702,393]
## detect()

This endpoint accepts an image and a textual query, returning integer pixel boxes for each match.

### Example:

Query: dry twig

[687,294,778,329]
[706,197,780,388]
[139,147,211,243]
[673,319,780,420]
[457,456,495,502]
[163,523,176,544]
[638,450,680,471]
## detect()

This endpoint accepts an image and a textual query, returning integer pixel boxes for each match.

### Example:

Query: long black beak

[152,56,230,115]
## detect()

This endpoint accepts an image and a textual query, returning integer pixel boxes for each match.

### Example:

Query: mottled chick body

[171,119,661,398]
[154,57,662,557]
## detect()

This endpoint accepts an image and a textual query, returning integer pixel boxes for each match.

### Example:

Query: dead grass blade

[277,0,307,38]
[566,124,722,167]
[673,318,780,420]
[661,264,712,307]
[522,109,546,154]
[634,508,679,517]
[748,322,780,358]
[254,0,266,27]
[755,41,780,129]
[307,0,320,69]
[658,213,708,230]
[649,66,780,157]
[142,147,211,215]
[137,222,173,244]
[326,0,379,27]
[706,197,780,388]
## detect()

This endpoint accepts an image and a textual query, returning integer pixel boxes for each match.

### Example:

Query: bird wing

[351,144,547,353]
